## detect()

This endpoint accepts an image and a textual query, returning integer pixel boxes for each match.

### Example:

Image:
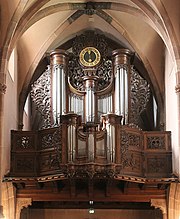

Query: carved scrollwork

[68,58,84,91]
[120,130,129,168]
[96,60,112,91]
[68,58,112,92]
[52,126,62,165]
[122,153,141,171]
[66,164,120,179]
[147,158,166,173]
[40,127,62,171]
[120,130,142,170]
[129,66,150,126]
[147,136,165,149]
[72,31,108,57]
[30,65,52,129]
[16,136,31,149]
[16,157,34,172]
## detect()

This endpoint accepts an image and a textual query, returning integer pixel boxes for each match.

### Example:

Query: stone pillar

[15,198,32,219]
[168,183,180,219]
[112,49,132,125]
[151,199,167,219]
[50,49,68,125]
[0,82,6,219]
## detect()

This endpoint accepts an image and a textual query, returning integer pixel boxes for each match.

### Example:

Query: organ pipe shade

[50,49,68,125]
[112,49,132,125]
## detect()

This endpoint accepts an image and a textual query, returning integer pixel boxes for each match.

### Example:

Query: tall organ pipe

[50,49,68,125]
[112,49,132,125]
[83,74,98,123]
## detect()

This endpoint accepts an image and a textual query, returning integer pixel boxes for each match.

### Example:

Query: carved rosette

[16,198,32,219]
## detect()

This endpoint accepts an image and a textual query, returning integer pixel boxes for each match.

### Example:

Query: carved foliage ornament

[120,130,142,170]
[129,66,150,126]
[68,59,112,91]
[147,136,165,149]
[72,31,108,57]
[40,127,62,171]
[69,32,112,92]
[30,65,52,129]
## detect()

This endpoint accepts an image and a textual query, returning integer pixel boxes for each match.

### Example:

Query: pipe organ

[8,32,172,184]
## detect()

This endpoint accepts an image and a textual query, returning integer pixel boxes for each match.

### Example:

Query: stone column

[15,198,32,219]
[50,49,68,125]
[168,182,180,219]
[112,49,132,125]
[151,199,167,219]
[0,82,6,219]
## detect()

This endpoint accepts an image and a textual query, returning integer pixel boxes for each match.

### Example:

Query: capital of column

[16,198,32,219]
[112,49,132,66]
[50,49,68,66]
[151,198,167,215]
[0,83,7,94]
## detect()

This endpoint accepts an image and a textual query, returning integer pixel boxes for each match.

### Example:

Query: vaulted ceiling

[1,0,180,108]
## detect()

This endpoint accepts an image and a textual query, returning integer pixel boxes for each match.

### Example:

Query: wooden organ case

[4,32,176,215]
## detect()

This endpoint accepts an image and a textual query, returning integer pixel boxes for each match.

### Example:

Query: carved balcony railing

[7,113,173,183]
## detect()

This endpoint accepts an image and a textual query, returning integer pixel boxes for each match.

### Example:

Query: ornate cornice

[151,198,167,215]
[0,83,7,94]
[16,198,32,219]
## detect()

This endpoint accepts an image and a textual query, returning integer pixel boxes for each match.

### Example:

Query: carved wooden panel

[11,130,36,151]
[121,151,142,175]
[144,132,171,151]
[9,124,172,179]
[145,153,172,177]
[12,154,36,176]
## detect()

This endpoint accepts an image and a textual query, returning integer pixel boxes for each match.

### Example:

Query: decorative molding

[151,198,167,215]
[16,198,32,219]
[0,83,7,94]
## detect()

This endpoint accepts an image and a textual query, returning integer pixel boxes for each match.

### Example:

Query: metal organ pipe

[50,49,68,125]
[83,75,98,123]
[112,49,132,125]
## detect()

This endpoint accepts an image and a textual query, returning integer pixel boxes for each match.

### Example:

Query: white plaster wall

[2,49,18,176]
[165,48,179,175]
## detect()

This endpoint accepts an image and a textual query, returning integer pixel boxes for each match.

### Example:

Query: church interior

[0,1,180,219]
